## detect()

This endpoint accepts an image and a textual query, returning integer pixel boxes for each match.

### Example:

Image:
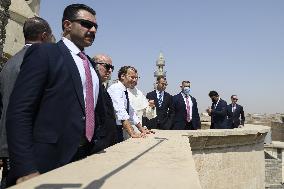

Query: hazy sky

[40,0,284,114]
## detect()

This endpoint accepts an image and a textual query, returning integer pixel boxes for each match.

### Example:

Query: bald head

[93,54,113,82]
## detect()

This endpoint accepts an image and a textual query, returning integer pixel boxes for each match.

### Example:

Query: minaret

[154,52,166,78]
[153,52,167,89]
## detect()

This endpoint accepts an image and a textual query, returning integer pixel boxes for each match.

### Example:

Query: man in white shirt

[107,66,150,142]
[124,73,156,139]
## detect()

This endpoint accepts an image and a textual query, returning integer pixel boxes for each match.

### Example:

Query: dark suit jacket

[145,90,173,130]
[0,46,29,158]
[92,86,117,153]
[6,41,106,182]
[210,98,227,129]
[172,93,201,130]
[227,104,245,129]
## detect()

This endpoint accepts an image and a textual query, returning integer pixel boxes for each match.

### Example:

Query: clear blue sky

[40,0,284,114]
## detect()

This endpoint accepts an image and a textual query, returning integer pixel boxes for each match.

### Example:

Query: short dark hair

[23,17,51,41]
[209,91,219,97]
[182,80,190,85]
[156,75,166,82]
[62,4,96,30]
[231,95,237,99]
[118,66,137,80]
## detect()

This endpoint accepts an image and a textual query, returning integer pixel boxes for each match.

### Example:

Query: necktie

[186,96,191,122]
[232,105,236,113]
[124,90,130,114]
[158,92,163,107]
[78,52,95,142]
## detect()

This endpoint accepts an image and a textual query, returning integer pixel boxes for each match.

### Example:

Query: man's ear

[40,32,50,42]
[63,20,72,32]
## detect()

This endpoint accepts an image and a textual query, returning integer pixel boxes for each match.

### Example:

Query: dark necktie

[158,92,163,107]
[78,52,95,142]
[124,90,130,114]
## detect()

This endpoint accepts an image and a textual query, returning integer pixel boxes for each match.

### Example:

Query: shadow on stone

[35,183,82,189]
[84,137,168,189]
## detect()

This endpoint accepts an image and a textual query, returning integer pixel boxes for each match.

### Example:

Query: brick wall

[265,152,283,189]
[271,122,284,142]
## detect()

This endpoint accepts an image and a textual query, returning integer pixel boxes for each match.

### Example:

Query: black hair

[209,91,219,97]
[62,4,96,30]
[118,66,137,80]
[23,17,51,41]
[156,75,166,82]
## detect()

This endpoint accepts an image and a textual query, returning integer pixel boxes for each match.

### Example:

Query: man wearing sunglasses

[226,95,245,129]
[6,4,106,186]
[91,54,116,152]
[206,91,228,129]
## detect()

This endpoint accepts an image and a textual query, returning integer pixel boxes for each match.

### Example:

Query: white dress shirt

[181,93,193,120]
[107,81,140,125]
[62,37,99,107]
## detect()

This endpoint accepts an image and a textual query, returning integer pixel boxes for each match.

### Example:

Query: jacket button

[82,116,86,121]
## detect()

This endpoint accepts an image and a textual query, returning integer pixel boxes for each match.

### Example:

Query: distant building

[0,0,40,69]
[153,52,167,89]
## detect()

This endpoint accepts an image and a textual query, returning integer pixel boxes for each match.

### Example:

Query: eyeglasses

[71,19,98,30]
[97,63,114,71]
[232,98,238,101]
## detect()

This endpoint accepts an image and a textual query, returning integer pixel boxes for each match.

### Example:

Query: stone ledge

[9,131,202,189]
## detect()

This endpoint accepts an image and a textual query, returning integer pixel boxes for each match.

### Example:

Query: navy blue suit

[6,41,106,183]
[227,104,245,129]
[210,98,227,129]
[172,93,201,130]
[145,91,174,130]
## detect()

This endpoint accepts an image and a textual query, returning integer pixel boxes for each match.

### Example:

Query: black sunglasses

[97,63,114,71]
[232,98,238,101]
[71,19,98,30]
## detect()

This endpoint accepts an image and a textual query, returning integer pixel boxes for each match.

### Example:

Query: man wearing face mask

[206,91,228,129]
[172,81,201,130]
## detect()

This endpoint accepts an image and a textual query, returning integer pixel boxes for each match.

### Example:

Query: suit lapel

[57,41,85,113]
[178,93,186,110]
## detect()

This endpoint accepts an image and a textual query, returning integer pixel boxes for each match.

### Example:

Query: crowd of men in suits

[0,3,245,188]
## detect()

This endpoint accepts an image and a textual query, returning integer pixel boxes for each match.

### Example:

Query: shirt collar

[118,81,127,91]
[62,37,83,55]
[156,90,164,95]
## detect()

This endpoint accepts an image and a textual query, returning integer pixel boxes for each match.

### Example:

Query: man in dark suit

[227,95,245,129]
[92,54,116,152]
[206,91,228,129]
[6,4,106,185]
[145,75,174,130]
[0,17,52,188]
[172,81,201,130]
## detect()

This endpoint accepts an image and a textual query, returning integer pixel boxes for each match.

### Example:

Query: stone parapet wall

[9,131,202,189]
[265,158,282,188]
[187,125,270,189]
[271,122,284,142]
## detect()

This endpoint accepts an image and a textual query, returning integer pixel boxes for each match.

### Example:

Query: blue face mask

[183,87,190,95]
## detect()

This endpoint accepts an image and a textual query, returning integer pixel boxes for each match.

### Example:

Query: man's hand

[130,132,146,138]
[16,172,40,184]
[206,107,212,115]
[141,127,155,134]
[238,125,244,128]
[148,100,155,108]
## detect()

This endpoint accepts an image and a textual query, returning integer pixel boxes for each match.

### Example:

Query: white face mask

[182,87,190,95]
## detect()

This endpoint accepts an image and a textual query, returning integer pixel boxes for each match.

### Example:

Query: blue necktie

[158,92,163,107]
